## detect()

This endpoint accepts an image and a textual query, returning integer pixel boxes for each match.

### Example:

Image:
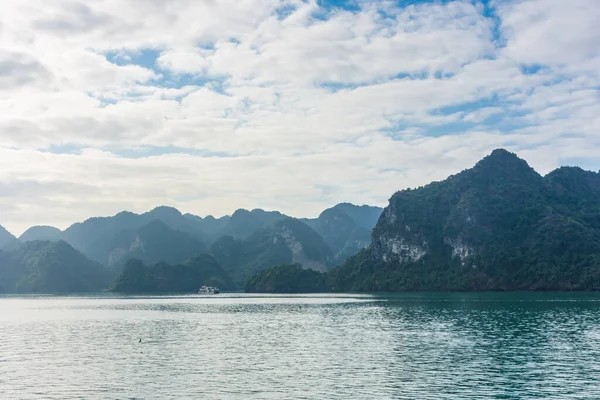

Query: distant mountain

[61,206,208,254]
[331,203,383,229]
[19,226,62,243]
[85,219,207,268]
[58,206,287,257]
[302,204,382,264]
[0,240,111,293]
[184,213,230,236]
[0,225,20,251]
[140,206,208,239]
[62,210,141,253]
[211,217,334,287]
[110,254,234,293]
[219,209,287,239]
[245,264,327,293]
[330,149,600,292]
[11,203,381,289]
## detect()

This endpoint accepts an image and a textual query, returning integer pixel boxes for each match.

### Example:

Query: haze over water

[1,293,599,399]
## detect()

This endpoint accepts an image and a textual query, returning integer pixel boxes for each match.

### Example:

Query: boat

[198,285,220,294]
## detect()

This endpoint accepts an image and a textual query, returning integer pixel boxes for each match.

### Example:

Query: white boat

[198,285,220,294]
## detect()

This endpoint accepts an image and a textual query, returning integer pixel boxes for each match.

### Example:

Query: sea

[1,292,599,399]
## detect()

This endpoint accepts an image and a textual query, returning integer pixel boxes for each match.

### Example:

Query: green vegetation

[0,240,112,293]
[110,254,234,293]
[330,149,600,292]
[245,264,327,293]
[303,205,379,264]
[211,217,333,287]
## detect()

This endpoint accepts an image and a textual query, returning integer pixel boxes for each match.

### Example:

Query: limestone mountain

[329,203,383,229]
[61,206,207,254]
[211,217,334,287]
[86,219,207,269]
[184,213,230,238]
[0,240,111,293]
[19,226,62,243]
[11,203,381,288]
[218,209,287,240]
[330,149,600,292]
[302,203,382,264]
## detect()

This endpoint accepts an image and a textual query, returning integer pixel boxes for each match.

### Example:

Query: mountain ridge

[329,149,600,292]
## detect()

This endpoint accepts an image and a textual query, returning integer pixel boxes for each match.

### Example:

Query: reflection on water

[1,293,599,399]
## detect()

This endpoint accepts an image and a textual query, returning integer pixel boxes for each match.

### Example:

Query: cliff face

[212,217,334,287]
[330,149,600,292]
[302,204,382,265]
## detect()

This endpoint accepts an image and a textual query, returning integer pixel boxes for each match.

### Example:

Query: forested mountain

[0,240,111,293]
[329,203,383,229]
[302,204,383,264]
[2,203,380,292]
[330,149,600,292]
[0,225,20,251]
[218,209,287,240]
[19,226,62,243]
[245,264,327,293]
[183,213,230,238]
[85,219,207,269]
[110,254,234,293]
[61,206,207,253]
[211,217,334,287]
[4,149,600,293]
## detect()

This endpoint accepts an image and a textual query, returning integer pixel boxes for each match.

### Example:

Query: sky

[0,0,599,236]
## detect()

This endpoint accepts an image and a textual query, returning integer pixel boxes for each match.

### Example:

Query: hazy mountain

[86,219,207,268]
[211,217,334,287]
[62,210,141,253]
[330,149,600,292]
[218,209,287,240]
[0,240,111,293]
[19,226,62,243]
[302,203,383,264]
[13,203,381,286]
[110,254,234,293]
[0,225,20,251]
[184,213,230,236]
[140,206,207,239]
[330,203,383,229]
[58,206,286,257]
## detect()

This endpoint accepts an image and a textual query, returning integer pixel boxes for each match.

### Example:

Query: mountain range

[3,148,600,293]
[0,203,382,292]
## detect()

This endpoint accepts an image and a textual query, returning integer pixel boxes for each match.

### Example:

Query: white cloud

[0,0,599,235]
[497,0,600,69]
[463,107,504,123]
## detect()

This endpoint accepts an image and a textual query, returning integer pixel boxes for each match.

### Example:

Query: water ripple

[0,293,599,399]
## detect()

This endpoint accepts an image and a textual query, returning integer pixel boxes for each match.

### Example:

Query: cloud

[463,107,504,123]
[497,0,600,69]
[0,51,51,89]
[0,0,599,235]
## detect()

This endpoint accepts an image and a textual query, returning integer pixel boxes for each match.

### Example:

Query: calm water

[1,293,599,399]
